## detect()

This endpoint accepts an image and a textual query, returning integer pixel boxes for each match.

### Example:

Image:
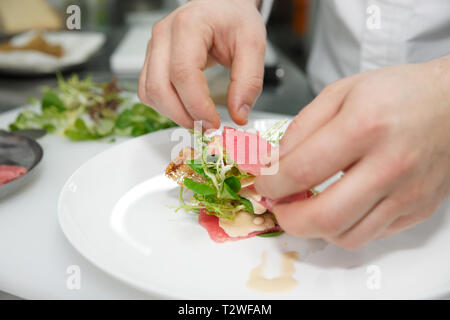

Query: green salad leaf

[185,159,209,179]
[42,91,65,112]
[175,130,257,220]
[224,176,241,193]
[184,178,217,195]
[256,231,284,237]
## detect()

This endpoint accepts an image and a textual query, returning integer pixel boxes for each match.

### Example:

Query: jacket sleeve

[176,0,273,23]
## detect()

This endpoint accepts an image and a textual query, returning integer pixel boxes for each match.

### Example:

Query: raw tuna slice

[198,209,281,243]
[221,126,271,176]
[0,165,28,186]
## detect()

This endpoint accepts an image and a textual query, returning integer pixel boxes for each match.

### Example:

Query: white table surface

[0,106,287,299]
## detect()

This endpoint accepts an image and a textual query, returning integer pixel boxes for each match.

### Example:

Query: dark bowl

[0,132,43,199]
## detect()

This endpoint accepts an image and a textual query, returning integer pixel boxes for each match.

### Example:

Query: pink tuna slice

[0,165,28,186]
[221,126,271,176]
[198,209,282,243]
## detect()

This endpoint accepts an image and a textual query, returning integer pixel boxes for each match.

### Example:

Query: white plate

[58,121,450,299]
[0,31,105,74]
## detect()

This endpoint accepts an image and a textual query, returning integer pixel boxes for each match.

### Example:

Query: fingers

[255,113,366,199]
[279,76,360,158]
[376,207,435,239]
[138,39,154,105]
[139,2,267,129]
[271,158,390,239]
[139,21,195,128]
[227,31,266,125]
[328,198,437,249]
[170,13,220,129]
[325,197,398,250]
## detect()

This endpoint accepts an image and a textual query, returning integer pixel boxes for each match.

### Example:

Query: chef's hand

[138,0,266,129]
[255,56,450,250]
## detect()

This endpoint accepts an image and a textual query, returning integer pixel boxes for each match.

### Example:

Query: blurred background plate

[0,31,105,75]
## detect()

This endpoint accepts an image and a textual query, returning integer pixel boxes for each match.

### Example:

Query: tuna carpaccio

[166,126,314,243]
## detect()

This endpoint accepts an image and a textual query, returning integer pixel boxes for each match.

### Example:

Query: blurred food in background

[0,0,62,35]
[0,31,105,75]
[0,33,64,58]
[0,165,27,186]
[9,74,177,141]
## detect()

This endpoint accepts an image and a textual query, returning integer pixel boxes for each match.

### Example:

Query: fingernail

[238,104,251,120]
[202,120,215,129]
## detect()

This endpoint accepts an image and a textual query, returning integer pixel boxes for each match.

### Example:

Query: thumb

[227,33,266,125]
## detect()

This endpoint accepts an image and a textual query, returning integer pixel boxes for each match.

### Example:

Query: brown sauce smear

[247,251,299,293]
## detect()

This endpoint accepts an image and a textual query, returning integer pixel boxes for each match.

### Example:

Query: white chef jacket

[178,0,450,94]
[306,0,450,94]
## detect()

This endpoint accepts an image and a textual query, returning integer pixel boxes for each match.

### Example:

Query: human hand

[138,0,266,129]
[255,56,450,249]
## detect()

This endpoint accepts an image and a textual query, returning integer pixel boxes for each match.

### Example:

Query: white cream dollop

[219,211,275,237]
[239,187,266,215]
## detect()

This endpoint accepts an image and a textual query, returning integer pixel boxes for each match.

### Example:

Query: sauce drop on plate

[247,251,299,293]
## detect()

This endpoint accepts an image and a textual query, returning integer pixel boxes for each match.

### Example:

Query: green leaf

[256,231,284,237]
[115,104,177,137]
[131,124,147,137]
[186,160,208,179]
[184,178,216,195]
[64,129,92,141]
[239,196,254,214]
[224,176,241,193]
[96,118,115,136]
[219,181,239,200]
[132,103,159,119]
[114,127,132,136]
[74,118,88,130]
[42,123,56,133]
[115,109,134,128]
[64,118,100,141]
[41,91,65,112]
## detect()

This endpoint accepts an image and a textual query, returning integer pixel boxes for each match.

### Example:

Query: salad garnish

[173,120,289,220]
[8,74,177,141]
